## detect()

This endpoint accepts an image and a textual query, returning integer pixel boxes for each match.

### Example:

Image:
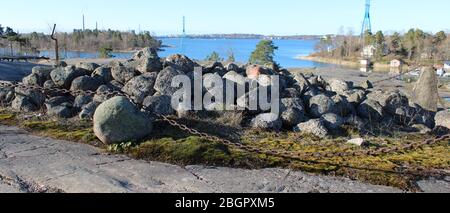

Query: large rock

[203,61,224,73]
[280,98,307,128]
[246,65,269,79]
[154,66,184,96]
[342,89,366,106]
[321,113,344,130]
[11,96,39,112]
[435,110,450,130]
[332,95,354,117]
[76,62,99,73]
[43,80,57,89]
[225,62,241,73]
[122,73,157,104]
[257,74,273,87]
[70,76,102,92]
[281,88,302,99]
[31,66,53,81]
[56,61,68,67]
[47,104,76,118]
[412,67,439,112]
[111,65,138,84]
[107,80,124,91]
[203,73,224,92]
[45,96,73,109]
[142,95,174,116]
[130,47,162,73]
[0,87,15,104]
[357,99,384,121]
[236,86,273,113]
[93,96,153,144]
[293,119,329,138]
[309,75,327,89]
[164,54,197,73]
[359,80,373,90]
[74,95,93,109]
[291,72,311,94]
[79,101,100,120]
[223,71,247,87]
[93,85,116,103]
[308,94,335,118]
[13,87,45,110]
[367,90,411,122]
[43,80,61,96]
[327,79,351,94]
[345,115,366,131]
[22,73,45,86]
[50,66,88,88]
[92,67,113,83]
[250,113,282,131]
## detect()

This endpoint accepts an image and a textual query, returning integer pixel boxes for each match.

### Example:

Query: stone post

[412,67,438,112]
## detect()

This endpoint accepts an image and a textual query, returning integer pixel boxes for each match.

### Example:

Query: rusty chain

[372,73,405,84]
[1,80,449,176]
[371,64,423,85]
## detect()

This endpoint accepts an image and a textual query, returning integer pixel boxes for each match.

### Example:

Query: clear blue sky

[0,0,448,35]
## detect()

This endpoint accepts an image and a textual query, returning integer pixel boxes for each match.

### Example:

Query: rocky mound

[1,47,449,144]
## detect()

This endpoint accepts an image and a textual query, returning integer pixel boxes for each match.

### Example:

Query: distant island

[158,34,322,40]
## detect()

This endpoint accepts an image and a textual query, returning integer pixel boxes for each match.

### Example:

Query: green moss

[130,136,232,165]
[22,120,98,145]
[0,113,15,121]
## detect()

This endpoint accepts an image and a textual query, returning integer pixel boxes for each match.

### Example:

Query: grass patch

[0,109,100,147]
[22,120,98,145]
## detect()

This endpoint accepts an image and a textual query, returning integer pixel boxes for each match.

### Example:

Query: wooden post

[51,24,59,66]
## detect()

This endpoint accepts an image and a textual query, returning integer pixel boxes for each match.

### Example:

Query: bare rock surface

[0,125,412,193]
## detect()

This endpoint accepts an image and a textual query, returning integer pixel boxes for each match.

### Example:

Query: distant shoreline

[298,55,411,72]
[157,35,321,40]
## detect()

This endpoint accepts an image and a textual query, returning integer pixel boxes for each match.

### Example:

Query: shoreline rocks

[0,47,447,144]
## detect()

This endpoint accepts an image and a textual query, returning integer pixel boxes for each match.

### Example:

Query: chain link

[1,80,449,176]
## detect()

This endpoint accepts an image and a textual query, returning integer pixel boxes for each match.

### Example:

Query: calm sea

[39,38,334,68]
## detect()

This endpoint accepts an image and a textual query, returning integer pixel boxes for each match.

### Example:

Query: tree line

[314,28,450,64]
[0,25,162,56]
[0,25,32,55]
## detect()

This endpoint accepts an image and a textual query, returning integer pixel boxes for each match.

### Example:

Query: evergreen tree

[388,32,403,54]
[249,40,278,66]
[205,51,223,62]
[363,30,374,45]
[374,31,385,59]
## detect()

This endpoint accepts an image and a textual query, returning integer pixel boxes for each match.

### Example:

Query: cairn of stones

[0,47,449,144]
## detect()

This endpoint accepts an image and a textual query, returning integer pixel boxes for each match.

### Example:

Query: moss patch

[22,120,98,145]
[0,109,100,147]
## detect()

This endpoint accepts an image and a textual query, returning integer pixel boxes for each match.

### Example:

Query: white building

[361,45,376,58]
[444,61,450,71]
[390,59,403,68]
